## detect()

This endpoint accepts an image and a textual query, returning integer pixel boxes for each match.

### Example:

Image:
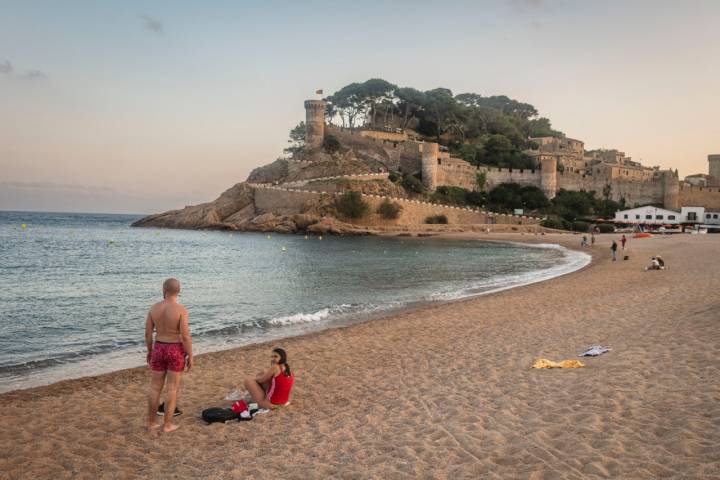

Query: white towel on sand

[579,345,611,357]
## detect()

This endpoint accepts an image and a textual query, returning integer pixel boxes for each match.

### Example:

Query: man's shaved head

[163,278,180,297]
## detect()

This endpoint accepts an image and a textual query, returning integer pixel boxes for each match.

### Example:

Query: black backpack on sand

[202,407,238,424]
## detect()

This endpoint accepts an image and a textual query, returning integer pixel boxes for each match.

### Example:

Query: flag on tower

[315,89,323,95]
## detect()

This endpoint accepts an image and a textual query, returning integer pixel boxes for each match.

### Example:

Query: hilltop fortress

[133,98,720,233]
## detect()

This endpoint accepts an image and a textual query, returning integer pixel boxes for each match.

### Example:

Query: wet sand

[1,233,718,479]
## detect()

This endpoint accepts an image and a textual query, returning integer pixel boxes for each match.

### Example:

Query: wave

[429,244,590,301]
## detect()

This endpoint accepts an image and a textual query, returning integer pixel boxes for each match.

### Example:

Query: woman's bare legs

[243,377,275,409]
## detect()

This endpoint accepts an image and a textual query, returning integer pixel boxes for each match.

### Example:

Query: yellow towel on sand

[532,358,585,369]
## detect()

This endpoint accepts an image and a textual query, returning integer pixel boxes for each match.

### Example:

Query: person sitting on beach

[146,278,193,433]
[656,255,665,268]
[645,257,663,270]
[243,348,294,411]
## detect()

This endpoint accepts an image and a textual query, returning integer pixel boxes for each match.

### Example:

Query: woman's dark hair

[273,347,291,376]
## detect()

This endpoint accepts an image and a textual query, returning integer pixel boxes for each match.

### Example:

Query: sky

[1,0,719,214]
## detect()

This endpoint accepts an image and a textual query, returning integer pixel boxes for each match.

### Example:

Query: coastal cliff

[131,181,382,235]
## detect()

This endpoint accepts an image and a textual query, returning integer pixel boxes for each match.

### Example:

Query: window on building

[624,214,628,219]
[656,215,664,220]
[635,214,640,219]
[668,215,676,220]
[714,214,719,219]
[688,212,697,221]
[706,214,711,219]
[645,215,652,219]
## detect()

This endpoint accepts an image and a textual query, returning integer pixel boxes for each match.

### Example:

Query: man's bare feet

[147,423,161,432]
[163,423,179,433]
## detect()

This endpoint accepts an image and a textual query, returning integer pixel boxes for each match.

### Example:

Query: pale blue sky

[1,0,719,213]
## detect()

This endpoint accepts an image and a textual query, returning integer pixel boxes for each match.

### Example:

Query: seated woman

[243,347,294,410]
[646,257,662,270]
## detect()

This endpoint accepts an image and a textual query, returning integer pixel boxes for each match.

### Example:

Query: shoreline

[2,233,717,479]
[0,233,589,397]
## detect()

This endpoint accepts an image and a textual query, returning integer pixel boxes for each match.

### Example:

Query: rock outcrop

[132,182,255,230]
[132,182,335,234]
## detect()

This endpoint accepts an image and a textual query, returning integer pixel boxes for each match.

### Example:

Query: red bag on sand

[231,399,248,413]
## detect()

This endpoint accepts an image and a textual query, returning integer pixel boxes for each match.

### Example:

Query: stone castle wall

[251,185,540,226]
[431,156,673,208]
[678,184,720,210]
[434,157,543,191]
[359,195,538,226]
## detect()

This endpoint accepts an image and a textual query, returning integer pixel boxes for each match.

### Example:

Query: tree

[323,134,341,154]
[423,88,461,142]
[325,83,364,129]
[486,183,549,211]
[377,199,402,219]
[335,191,369,219]
[476,171,487,192]
[284,122,306,154]
[551,189,597,221]
[396,87,426,130]
[358,78,397,127]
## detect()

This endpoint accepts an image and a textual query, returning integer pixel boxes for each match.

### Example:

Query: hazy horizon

[2,0,719,214]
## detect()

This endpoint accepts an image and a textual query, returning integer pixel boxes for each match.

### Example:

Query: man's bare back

[148,300,187,343]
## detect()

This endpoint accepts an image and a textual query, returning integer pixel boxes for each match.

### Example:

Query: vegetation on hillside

[335,191,369,219]
[322,78,564,169]
[377,199,402,219]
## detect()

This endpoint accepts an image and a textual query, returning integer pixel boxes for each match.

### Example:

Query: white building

[614,205,720,226]
[614,206,682,225]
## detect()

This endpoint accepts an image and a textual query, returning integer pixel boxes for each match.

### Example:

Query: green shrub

[540,218,567,230]
[596,223,615,233]
[377,199,402,219]
[322,134,341,154]
[401,173,425,194]
[572,221,591,232]
[486,183,549,212]
[425,214,448,224]
[431,186,486,207]
[335,191,369,219]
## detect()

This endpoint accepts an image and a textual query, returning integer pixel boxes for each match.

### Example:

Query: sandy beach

[1,233,718,479]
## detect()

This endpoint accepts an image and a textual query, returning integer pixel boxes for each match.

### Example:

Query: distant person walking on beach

[591,231,596,246]
[581,235,588,247]
[146,278,193,433]
[611,240,618,261]
[621,234,627,250]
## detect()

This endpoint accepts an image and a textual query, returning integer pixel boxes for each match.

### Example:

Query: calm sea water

[0,211,589,392]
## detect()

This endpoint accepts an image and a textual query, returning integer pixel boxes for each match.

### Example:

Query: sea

[0,211,590,393]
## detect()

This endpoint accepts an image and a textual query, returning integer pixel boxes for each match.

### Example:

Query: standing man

[610,240,618,261]
[146,278,193,433]
[621,234,627,250]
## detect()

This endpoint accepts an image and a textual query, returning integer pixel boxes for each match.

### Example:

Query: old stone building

[303,99,720,211]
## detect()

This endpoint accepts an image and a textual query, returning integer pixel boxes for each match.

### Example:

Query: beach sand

[1,233,718,479]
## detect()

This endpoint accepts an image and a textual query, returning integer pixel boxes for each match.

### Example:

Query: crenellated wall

[433,156,676,208]
[678,184,720,210]
[434,157,543,191]
[250,184,540,226]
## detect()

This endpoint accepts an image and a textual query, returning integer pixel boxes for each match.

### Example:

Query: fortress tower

[421,142,440,190]
[304,100,326,149]
[662,170,680,211]
[709,154,720,185]
[539,155,558,200]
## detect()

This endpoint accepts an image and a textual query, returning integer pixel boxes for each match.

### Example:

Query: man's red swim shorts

[150,342,186,372]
